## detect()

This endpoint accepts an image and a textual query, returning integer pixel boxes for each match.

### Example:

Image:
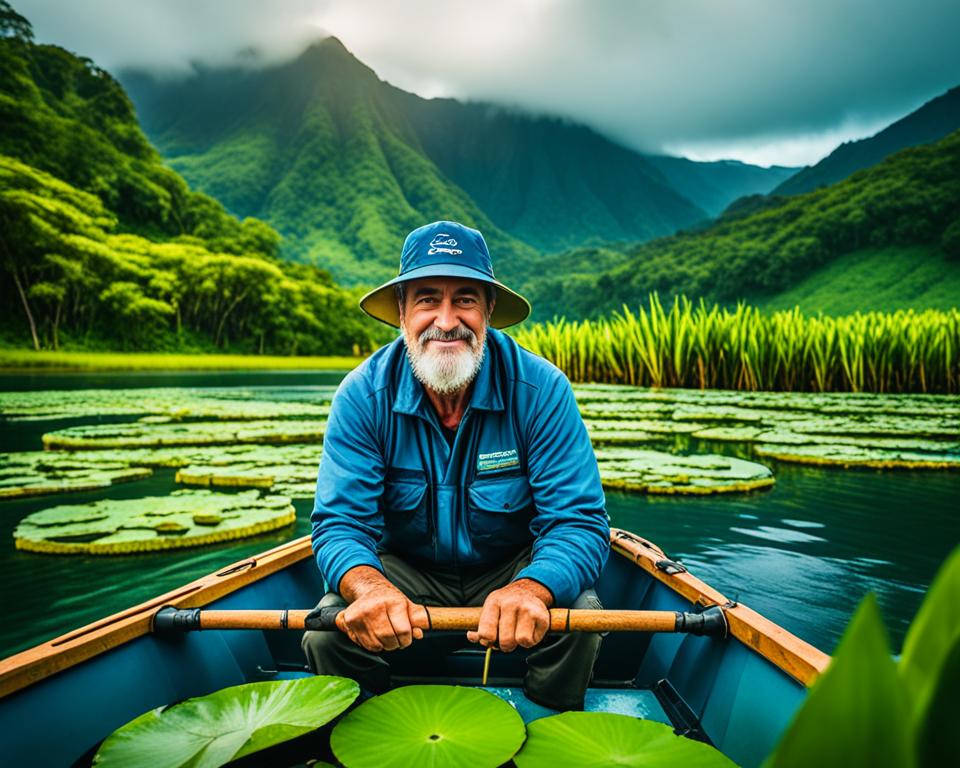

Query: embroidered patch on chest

[477,449,519,473]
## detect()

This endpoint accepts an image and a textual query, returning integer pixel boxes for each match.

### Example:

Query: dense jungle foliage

[525,129,960,320]
[0,7,391,353]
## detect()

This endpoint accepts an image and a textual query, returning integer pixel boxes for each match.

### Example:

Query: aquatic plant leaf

[93,675,358,768]
[513,712,736,767]
[330,685,525,768]
[0,451,153,500]
[13,490,295,554]
[594,447,774,494]
[0,386,335,422]
[899,546,960,724]
[42,419,327,450]
[766,594,913,768]
[914,636,960,767]
[754,443,960,469]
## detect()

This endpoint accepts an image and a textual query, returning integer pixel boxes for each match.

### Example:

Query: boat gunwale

[610,528,830,686]
[0,529,829,699]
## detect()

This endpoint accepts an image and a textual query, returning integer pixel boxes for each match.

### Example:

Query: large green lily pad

[330,685,526,768]
[514,712,736,767]
[0,386,335,422]
[42,419,327,450]
[93,675,358,767]
[0,451,152,499]
[595,447,775,494]
[14,489,296,554]
[753,443,960,469]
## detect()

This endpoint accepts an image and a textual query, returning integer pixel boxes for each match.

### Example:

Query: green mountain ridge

[121,37,791,282]
[772,84,960,197]
[0,9,389,354]
[525,129,960,320]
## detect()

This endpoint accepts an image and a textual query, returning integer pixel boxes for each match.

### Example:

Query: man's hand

[338,566,429,653]
[467,579,553,652]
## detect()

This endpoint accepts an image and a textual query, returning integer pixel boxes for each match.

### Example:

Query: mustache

[419,325,476,345]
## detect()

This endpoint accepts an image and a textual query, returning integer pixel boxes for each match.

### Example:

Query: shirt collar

[392,333,504,416]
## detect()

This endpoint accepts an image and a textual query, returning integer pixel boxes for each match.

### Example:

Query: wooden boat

[0,528,829,767]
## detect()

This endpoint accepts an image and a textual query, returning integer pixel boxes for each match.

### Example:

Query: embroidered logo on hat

[428,234,462,256]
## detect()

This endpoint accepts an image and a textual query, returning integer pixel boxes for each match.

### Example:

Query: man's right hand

[337,565,430,653]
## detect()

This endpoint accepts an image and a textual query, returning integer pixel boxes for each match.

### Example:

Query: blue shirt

[310,327,609,607]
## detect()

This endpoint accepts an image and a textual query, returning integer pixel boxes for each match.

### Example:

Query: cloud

[15,0,960,165]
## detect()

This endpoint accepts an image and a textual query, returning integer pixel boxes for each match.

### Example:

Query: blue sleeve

[513,371,610,606]
[311,378,386,593]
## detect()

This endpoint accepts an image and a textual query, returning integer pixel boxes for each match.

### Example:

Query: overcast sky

[16,0,960,167]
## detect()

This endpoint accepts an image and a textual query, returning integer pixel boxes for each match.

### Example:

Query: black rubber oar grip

[304,605,343,631]
[675,606,728,638]
[153,606,202,633]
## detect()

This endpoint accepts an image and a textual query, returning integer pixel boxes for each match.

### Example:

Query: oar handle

[153,605,728,638]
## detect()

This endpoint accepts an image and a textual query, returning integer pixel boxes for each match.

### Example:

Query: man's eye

[457,297,477,306]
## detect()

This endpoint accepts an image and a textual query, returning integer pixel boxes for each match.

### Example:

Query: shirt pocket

[467,474,533,541]
[380,472,430,543]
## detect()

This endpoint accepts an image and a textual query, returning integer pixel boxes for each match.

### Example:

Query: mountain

[122,38,787,283]
[122,39,544,287]
[0,14,387,354]
[525,129,960,320]
[772,85,960,196]
[645,156,797,217]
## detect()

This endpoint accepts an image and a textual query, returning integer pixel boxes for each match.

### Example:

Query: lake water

[1,371,958,659]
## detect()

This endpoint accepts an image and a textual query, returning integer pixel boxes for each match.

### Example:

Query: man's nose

[433,299,459,331]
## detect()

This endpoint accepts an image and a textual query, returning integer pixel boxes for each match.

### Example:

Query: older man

[302,220,609,710]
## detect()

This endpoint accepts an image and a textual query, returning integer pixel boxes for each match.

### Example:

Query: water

[1,372,957,658]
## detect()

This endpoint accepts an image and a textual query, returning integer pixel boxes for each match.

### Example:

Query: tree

[0,2,32,43]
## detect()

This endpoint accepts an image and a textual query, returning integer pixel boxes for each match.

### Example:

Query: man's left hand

[467,579,553,652]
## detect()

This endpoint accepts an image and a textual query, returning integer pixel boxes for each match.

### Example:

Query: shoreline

[0,350,363,373]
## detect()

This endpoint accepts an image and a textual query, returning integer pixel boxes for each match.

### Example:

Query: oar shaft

[153,605,727,637]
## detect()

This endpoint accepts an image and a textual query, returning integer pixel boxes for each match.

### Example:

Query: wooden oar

[153,605,728,638]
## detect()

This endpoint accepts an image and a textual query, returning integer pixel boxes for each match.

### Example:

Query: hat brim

[359,263,531,329]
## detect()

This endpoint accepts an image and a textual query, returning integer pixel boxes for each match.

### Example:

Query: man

[302,220,609,710]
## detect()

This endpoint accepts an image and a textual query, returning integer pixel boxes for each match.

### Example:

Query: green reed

[513,295,960,393]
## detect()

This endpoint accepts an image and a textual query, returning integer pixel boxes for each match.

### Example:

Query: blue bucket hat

[359,221,531,329]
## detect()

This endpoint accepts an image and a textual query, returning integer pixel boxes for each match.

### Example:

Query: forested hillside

[123,37,788,281]
[772,85,960,196]
[0,7,390,353]
[525,130,960,320]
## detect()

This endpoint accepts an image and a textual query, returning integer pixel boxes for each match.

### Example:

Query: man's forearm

[339,564,395,601]
[512,577,555,607]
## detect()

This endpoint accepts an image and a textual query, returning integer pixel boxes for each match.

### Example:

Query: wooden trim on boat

[1,529,830,700]
[610,528,830,687]
[0,536,315,700]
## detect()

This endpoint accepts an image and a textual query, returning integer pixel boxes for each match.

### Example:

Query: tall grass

[514,295,960,393]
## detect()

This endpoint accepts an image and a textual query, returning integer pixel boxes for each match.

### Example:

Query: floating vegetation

[42,419,327,450]
[330,685,525,768]
[0,452,152,499]
[574,385,959,470]
[595,447,775,494]
[516,296,960,394]
[513,711,736,767]
[753,444,960,470]
[93,675,358,768]
[14,490,296,554]
[0,386,335,422]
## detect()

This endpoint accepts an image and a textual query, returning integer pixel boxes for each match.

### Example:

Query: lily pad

[13,489,296,554]
[0,386,335,422]
[753,443,960,469]
[0,451,152,499]
[330,685,525,768]
[42,419,327,450]
[93,675,358,768]
[595,447,775,494]
[513,712,736,767]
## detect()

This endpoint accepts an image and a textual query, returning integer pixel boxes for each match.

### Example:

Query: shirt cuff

[319,544,384,595]
[513,561,578,607]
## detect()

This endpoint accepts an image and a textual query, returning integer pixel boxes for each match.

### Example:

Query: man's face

[399,277,494,396]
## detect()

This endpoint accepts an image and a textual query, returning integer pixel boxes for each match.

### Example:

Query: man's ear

[486,295,496,321]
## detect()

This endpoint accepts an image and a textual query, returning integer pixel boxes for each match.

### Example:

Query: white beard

[403,322,486,395]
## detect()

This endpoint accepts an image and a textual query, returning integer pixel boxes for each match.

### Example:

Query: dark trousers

[301,547,603,710]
